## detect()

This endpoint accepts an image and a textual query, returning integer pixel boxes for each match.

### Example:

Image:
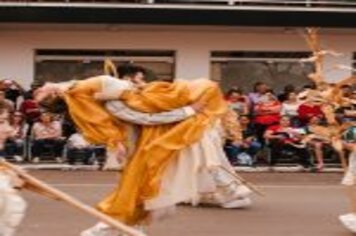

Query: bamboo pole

[0,159,146,236]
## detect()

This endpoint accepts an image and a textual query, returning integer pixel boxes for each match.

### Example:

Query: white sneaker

[339,213,356,233]
[234,185,253,198]
[32,157,40,163]
[221,197,252,209]
[13,155,23,163]
[81,223,119,236]
[55,157,63,163]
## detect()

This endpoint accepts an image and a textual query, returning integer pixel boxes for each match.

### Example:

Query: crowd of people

[224,80,355,170]
[0,79,104,166]
[0,75,355,171]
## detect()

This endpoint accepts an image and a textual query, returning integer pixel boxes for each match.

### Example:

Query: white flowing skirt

[145,121,251,215]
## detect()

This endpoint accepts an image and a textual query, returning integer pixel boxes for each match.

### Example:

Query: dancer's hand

[191,101,206,113]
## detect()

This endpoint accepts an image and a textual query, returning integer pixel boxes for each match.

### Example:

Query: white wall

[0,25,355,88]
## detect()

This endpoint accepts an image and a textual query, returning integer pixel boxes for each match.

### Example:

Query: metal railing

[1,0,356,8]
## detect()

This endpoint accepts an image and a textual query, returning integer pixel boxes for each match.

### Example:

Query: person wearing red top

[264,116,311,168]
[19,92,41,134]
[253,91,281,145]
[297,99,324,126]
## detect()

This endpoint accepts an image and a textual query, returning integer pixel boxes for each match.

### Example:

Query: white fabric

[281,102,301,117]
[32,121,62,140]
[342,151,356,186]
[67,133,91,149]
[339,213,356,233]
[100,75,133,97]
[145,121,252,212]
[0,172,27,236]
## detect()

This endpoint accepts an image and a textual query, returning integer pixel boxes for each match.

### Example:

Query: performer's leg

[339,150,356,232]
[346,186,356,213]
[103,142,126,171]
[332,139,347,171]
[312,141,324,170]
[204,167,252,209]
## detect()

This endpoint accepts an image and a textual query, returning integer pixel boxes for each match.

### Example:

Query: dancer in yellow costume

[35,66,253,236]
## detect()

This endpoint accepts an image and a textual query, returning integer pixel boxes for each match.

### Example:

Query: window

[35,49,175,84]
[211,51,314,93]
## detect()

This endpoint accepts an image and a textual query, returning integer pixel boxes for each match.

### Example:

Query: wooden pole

[0,159,146,236]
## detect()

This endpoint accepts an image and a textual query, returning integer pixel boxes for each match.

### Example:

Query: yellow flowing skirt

[97,79,228,225]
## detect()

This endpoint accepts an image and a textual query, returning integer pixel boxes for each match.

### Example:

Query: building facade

[0,1,355,90]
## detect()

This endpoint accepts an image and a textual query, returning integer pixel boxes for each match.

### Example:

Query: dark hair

[284,84,295,93]
[341,84,352,89]
[286,91,296,98]
[39,97,68,114]
[226,87,243,97]
[253,82,265,92]
[303,82,317,90]
[23,92,33,100]
[117,64,146,79]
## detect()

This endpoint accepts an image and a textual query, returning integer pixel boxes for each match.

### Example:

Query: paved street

[17,171,352,236]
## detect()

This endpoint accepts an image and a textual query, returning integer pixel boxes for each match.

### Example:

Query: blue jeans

[224,141,262,164]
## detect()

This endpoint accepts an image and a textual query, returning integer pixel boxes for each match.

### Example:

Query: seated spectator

[224,115,262,166]
[278,84,296,102]
[248,81,269,106]
[253,91,282,145]
[0,109,16,157]
[2,80,23,109]
[0,90,14,113]
[297,92,325,126]
[67,132,95,165]
[281,91,302,127]
[5,112,28,162]
[31,112,65,163]
[264,116,311,168]
[20,92,41,134]
[225,88,249,116]
[303,115,340,171]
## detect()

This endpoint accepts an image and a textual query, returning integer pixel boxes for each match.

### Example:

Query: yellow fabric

[63,77,127,150]
[97,79,228,225]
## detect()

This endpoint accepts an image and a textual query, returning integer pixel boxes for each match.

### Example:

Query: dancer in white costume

[339,127,356,233]
[0,166,27,236]
[35,66,253,236]
[82,72,252,236]
[0,110,27,236]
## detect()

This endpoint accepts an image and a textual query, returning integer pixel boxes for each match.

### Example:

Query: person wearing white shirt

[281,91,302,126]
[31,112,64,163]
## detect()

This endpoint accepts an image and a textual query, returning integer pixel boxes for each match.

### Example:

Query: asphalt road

[16,171,353,236]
